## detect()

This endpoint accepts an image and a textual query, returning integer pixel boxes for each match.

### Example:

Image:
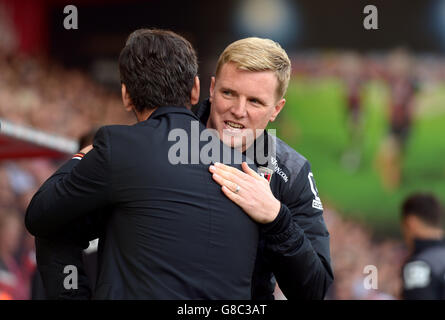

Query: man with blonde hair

[207,37,290,152]
[197,37,334,299]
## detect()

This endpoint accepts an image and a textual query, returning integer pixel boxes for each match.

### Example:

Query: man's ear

[402,216,410,231]
[209,76,216,104]
[269,98,286,122]
[190,76,200,106]
[404,215,420,232]
[121,83,133,112]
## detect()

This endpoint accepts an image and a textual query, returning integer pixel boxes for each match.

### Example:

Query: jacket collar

[413,238,445,255]
[192,99,211,125]
[149,105,199,120]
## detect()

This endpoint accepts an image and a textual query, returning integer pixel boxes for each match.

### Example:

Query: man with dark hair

[118,29,199,113]
[26,29,259,299]
[401,193,445,299]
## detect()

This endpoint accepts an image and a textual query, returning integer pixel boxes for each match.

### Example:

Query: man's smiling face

[207,62,286,151]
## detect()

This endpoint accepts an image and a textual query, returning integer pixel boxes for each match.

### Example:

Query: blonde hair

[216,37,291,99]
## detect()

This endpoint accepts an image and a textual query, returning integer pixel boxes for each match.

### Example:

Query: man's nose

[230,97,247,118]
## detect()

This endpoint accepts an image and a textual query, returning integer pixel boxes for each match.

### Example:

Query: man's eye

[222,90,232,96]
[249,98,260,105]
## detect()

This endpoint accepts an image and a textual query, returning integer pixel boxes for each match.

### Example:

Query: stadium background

[0,0,444,300]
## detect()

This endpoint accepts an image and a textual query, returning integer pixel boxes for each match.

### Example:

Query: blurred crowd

[324,209,407,299]
[0,48,430,300]
[0,158,58,299]
[291,49,445,85]
[0,50,133,139]
[0,49,132,299]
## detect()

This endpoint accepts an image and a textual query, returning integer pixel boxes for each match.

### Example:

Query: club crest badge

[257,167,274,183]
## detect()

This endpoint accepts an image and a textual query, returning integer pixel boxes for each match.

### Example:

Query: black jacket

[26,106,259,299]
[194,99,334,300]
[402,238,445,300]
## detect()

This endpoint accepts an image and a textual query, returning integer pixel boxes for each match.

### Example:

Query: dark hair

[118,28,198,112]
[401,193,444,227]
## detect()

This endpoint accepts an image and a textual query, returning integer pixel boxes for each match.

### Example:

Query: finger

[221,185,243,205]
[80,144,94,154]
[212,173,240,193]
[242,162,263,181]
[214,162,248,179]
[210,165,242,185]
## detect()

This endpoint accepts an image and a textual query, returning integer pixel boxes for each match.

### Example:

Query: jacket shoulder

[99,124,133,133]
[273,136,310,186]
[414,245,445,272]
[97,123,150,139]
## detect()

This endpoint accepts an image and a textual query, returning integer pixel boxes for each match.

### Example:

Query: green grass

[268,77,445,236]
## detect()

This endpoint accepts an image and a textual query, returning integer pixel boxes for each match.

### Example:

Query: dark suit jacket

[26,106,259,299]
